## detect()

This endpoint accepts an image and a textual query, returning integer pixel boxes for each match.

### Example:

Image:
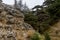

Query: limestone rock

[0,2,35,40]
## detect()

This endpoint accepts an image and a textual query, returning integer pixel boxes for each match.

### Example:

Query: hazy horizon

[3,0,44,8]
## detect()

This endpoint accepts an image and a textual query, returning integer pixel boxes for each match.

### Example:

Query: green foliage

[44,32,51,40]
[32,5,43,10]
[24,13,39,30]
[44,0,60,18]
[30,32,41,40]
[24,9,50,34]
[44,0,60,25]
[24,0,60,34]
[43,0,54,6]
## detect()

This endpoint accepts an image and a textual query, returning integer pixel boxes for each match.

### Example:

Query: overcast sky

[3,0,44,8]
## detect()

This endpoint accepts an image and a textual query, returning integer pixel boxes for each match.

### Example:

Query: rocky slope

[48,20,60,40]
[0,2,35,40]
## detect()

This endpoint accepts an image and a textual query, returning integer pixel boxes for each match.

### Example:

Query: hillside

[48,20,60,40]
[0,2,36,40]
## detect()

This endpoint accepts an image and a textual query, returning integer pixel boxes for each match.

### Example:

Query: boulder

[0,2,35,40]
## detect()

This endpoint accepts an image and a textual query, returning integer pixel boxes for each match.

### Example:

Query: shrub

[44,32,51,40]
[30,32,41,40]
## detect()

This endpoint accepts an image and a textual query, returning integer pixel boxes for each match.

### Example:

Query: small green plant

[44,32,51,40]
[30,32,41,40]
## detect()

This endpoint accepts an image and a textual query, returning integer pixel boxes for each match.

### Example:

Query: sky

[3,0,44,8]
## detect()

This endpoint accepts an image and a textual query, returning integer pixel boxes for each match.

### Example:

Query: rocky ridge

[0,2,35,40]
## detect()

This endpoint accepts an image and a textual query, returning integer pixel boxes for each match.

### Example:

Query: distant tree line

[14,0,30,13]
